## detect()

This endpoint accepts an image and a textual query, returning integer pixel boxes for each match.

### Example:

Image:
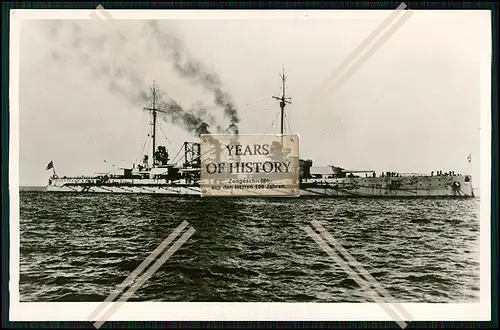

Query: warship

[46,72,474,198]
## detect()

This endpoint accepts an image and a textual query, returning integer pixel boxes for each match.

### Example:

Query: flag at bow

[46,161,54,170]
[467,153,472,163]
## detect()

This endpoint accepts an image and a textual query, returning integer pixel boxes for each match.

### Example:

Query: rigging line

[251,108,283,147]
[168,137,185,165]
[283,113,290,135]
[179,96,275,114]
[190,127,245,163]
[155,97,270,114]
[286,110,293,134]
[229,96,277,111]
[172,148,182,164]
[156,120,184,165]
[134,109,155,163]
[157,122,179,162]
[137,137,148,163]
[141,137,151,165]
[288,103,292,132]
[157,120,174,147]
[188,141,226,164]
[135,126,150,164]
[171,144,184,165]
[238,97,274,109]
[158,129,186,165]
[188,107,282,164]
[263,108,282,135]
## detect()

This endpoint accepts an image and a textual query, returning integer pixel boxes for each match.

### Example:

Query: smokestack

[196,122,210,137]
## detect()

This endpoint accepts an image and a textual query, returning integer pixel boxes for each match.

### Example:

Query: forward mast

[143,81,164,169]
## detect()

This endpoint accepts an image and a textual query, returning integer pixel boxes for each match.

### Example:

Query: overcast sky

[17,10,491,187]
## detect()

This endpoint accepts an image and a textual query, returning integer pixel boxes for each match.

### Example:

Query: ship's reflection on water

[19,192,480,303]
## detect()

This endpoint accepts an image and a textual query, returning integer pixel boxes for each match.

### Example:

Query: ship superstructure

[46,74,474,198]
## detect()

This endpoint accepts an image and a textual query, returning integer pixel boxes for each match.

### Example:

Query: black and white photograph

[10,7,491,324]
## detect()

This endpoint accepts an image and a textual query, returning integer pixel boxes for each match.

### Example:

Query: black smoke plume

[44,19,238,136]
[157,99,212,137]
[145,21,240,134]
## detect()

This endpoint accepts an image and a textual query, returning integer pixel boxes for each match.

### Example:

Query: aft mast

[272,65,292,136]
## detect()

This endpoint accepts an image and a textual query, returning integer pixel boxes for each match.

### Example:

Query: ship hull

[46,184,201,195]
[46,175,474,197]
[299,174,474,197]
